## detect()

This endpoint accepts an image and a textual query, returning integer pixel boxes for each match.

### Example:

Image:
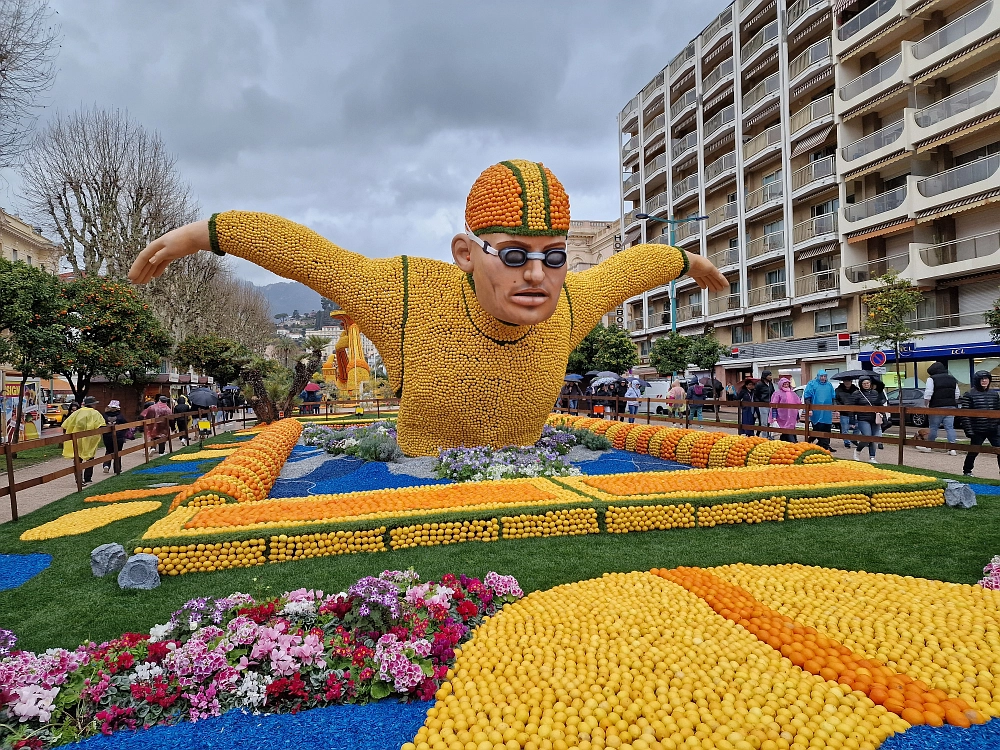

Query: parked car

[42,403,64,427]
[884,388,927,427]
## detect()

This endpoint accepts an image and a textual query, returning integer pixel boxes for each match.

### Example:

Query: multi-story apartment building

[0,208,60,273]
[619,0,1000,390]
[567,220,623,328]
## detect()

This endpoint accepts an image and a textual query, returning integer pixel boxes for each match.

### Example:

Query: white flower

[236,672,272,708]
[149,623,174,643]
[280,600,317,618]
[133,662,164,682]
[188,617,200,631]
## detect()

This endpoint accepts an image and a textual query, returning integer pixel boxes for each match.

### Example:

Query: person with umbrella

[737,377,757,436]
[847,374,886,463]
[172,395,193,446]
[300,382,322,415]
[667,380,686,420]
[624,380,642,423]
[834,376,859,448]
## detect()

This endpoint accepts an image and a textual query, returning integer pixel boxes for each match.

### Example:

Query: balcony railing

[745,181,783,211]
[627,318,645,332]
[642,71,665,101]
[672,173,699,200]
[671,131,699,160]
[919,229,1000,267]
[744,123,782,160]
[915,75,998,128]
[792,155,835,190]
[839,53,902,101]
[644,113,666,140]
[838,0,896,42]
[917,153,1000,198]
[788,0,828,27]
[742,20,779,62]
[645,191,670,214]
[841,119,904,161]
[676,302,704,322]
[843,185,906,222]
[705,151,737,182]
[795,270,840,296]
[623,172,641,192]
[910,309,989,331]
[793,213,838,244]
[705,104,736,138]
[789,38,832,81]
[622,135,640,155]
[709,294,742,314]
[621,96,639,120]
[670,89,698,120]
[703,57,734,93]
[702,6,734,44]
[646,152,667,176]
[709,247,740,267]
[625,210,639,226]
[747,230,786,258]
[707,201,738,229]
[675,220,702,242]
[669,44,695,76]
[648,233,673,245]
[743,72,780,111]
[912,1,992,59]
[843,253,909,283]
[748,283,789,306]
[790,94,834,134]
[648,311,671,328]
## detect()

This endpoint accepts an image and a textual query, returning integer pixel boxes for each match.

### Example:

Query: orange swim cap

[465,160,571,237]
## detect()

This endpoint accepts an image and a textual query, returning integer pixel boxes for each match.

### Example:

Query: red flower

[456,600,478,621]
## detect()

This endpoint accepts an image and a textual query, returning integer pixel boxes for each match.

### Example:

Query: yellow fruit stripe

[708,563,1000,717]
[20,501,163,541]
[501,508,599,539]
[697,496,785,528]
[269,529,386,563]
[871,488,945,511]
[787,493,871,520]
[135,539,267,576]
[170,449,237,460]
[85,487,183,503]
[605,503,695,533]
[407,572,907,750]
[390,519,499,550]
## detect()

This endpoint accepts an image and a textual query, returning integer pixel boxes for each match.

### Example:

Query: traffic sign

[870,350,887,367]
[873,366,887,374]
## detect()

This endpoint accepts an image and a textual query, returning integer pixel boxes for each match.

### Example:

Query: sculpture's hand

[686,252,729,292]
[128,219,211,284]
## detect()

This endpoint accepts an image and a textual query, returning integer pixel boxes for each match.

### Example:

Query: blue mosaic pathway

[0,553,52,590]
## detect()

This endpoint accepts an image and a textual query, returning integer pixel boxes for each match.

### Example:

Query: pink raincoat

[769,377,801,429]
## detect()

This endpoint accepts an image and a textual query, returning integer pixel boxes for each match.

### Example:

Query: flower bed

[0,570,523,749]
[302,422,401,462]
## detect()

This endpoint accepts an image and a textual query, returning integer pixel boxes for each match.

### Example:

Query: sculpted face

[451,232,569,325]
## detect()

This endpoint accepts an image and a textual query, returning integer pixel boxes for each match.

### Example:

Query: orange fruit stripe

[651,567,988,729]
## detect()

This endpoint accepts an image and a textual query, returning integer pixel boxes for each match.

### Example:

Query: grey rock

[565,445,611,463]
[945,480,977,508]
[117,554,161,590]
[387,455,440,479]
[91,543,127,577]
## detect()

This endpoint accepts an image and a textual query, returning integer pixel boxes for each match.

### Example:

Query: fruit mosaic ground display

[4,415,1000,750]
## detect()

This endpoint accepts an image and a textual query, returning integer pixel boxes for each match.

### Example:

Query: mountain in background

[256,281,324,318]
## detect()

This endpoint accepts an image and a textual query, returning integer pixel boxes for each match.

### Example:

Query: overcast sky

[2,0,726,285]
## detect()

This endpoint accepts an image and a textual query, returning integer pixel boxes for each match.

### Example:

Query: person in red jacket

[142,395,174,455]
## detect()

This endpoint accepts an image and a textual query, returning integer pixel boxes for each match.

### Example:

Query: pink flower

[12,685,59,723]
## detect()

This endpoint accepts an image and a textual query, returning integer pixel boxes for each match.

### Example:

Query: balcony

[747,229,786,261]
[702,6,734,46]
[704,151,737,187]
[788,0,830,32]
[909,308,990,332]
[789,38,832,86]
[704,104,736,140]
[741,20,779,69]
[643,113,666,145]
[622,135,640,163]
[793,213,838,249]
[906,1,998,81]
[748,282,789,307]
[912,73,1000,146]
[742,72,780,117]
[709,247,740,268]
[913,153,1000,213]
[839,53,903,105]
[645,152,668,182]
[672,173,699,203]
[671,131,699,161]
[706,201,739,233]
[645,191,670,215]
[790,94,834,137]
[795,270,840,298]
[670,88,698,122]
[836,0,900,48]
[911,230,1000,280]
[624,210,640,229]
[623,171,641,201]
[792,155,836,198]
[669,43,695,80]
[703,58,734,97]
[627,318,645,332]
[708,294,742,315]
[840,118,906,168]
[743,123,782,166]
[841,253,910,293]
[648,233,674,246]
[642,71,665,102]
[674,219,702,246]
[676,302,704,323]
[841,179,912,233]
[648,310,671,329]
[745,181,783,217]
[620,96,639,125]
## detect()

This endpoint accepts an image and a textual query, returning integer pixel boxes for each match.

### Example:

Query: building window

[728,236,738,249]
[765,267,786,286]
[811,198,838,216]
[762,169,782,185]
[812,255,838,273]
[766,317,794,340]
[814,308,848,333]
[26,255,31,266]
[640,340,650,356]
[729,280,740,296]
[732,325,752,344]
[763,218,783,235]
[11,249,17,262]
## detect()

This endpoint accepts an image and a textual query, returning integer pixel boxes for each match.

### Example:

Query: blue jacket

[803,370,836,423]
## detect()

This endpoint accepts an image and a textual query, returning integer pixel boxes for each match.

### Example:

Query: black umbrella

[187,387,219,408]
[584,370,602,377]
[830,370,882,382]
[594,371,619,380]
[627,377,652,387]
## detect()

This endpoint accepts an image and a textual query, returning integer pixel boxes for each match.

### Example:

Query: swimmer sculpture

[129,160,727,456]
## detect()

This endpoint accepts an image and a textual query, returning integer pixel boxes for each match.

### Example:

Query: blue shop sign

[860,341,1000,362]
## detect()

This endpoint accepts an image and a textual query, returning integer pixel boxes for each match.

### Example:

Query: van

[637,380,675,414]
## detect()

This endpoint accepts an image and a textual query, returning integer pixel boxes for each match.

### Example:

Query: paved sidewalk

[1,426,246,524]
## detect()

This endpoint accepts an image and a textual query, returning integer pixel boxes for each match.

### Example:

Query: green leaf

[370,680,391,700]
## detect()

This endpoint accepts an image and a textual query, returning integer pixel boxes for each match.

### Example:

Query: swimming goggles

[465,225,567,268]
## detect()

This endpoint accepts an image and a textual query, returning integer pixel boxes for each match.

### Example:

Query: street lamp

[634,213,708,333]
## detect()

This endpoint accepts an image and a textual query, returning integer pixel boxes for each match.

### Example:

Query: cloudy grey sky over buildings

[4,0,724,284]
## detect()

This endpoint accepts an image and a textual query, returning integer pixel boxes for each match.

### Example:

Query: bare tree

[21,106,198,277]
[207,273,275,355]
[0,0,58,170]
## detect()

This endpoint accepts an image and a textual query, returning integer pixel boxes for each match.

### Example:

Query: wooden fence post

[71,435,83,492]
[111,425,122,475]
[4,442,17,522]
[165,416,174,454]
[897,406,906,465]
[646,399,651,424]
[804,404,811,444]
[143,420,150,463]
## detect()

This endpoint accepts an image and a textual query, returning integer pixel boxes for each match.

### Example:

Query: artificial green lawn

[2,441,999,653]
[9,442,63,470]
